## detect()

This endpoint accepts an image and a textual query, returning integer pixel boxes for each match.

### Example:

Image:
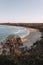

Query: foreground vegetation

[0,28,43,65]
[0,51,43,65]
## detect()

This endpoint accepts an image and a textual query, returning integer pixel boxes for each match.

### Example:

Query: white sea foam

[12,28,30,38]
[0,25,30,40]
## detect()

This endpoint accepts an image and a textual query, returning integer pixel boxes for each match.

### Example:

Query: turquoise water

[0,25,30,41]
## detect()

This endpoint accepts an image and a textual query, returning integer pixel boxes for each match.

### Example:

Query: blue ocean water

[0,25,30,41]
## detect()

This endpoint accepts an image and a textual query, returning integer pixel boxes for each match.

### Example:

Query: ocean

[0,25,30,41]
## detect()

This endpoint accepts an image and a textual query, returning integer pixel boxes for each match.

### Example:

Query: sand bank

[21,28,42,48]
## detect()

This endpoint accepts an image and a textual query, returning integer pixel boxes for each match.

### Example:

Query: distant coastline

[0,23,43,29]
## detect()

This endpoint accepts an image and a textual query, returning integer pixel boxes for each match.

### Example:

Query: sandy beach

[22,28,42,48]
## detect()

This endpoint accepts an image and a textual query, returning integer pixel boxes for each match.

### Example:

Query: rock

[1,34,23,55]
[6,34,22,46]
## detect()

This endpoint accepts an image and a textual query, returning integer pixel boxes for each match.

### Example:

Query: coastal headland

[0,23,43,29]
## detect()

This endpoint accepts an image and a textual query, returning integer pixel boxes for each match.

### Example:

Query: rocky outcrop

[6,34,22,47]
[0,34,23,55]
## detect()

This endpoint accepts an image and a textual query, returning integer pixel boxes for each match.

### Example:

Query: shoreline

[22,28,42,47]
[0,26,42,48]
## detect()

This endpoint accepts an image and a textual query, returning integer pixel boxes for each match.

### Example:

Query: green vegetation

[0,52,43,65]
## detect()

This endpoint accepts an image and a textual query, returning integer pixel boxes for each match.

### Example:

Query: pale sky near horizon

[0,0,43,23]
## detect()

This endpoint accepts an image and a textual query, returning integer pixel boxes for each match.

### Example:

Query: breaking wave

[12,28,30,38]
[0,25,30,40]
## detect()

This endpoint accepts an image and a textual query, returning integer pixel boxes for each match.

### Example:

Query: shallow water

[0,25,30,41]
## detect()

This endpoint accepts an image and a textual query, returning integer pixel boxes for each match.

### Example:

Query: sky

[0,0,43,23]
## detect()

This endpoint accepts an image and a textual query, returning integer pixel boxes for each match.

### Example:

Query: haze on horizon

[0,0,43,23]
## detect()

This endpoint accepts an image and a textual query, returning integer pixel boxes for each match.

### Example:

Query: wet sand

[22,28,42,48]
